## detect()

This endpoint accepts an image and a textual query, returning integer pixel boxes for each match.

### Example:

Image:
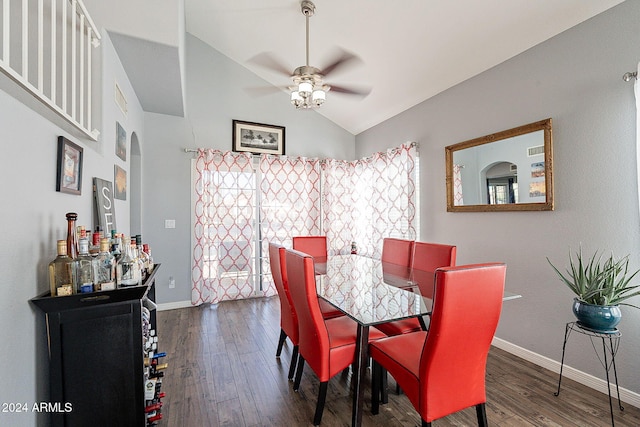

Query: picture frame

[56,136,83,195]
[232,120,285,155]
[114,165,127,200]
[116,121,127,161]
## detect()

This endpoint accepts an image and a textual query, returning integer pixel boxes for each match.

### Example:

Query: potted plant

[547,248,640,333]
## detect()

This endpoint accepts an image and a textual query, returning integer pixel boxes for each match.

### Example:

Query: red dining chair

[381,237,414,266]
[269,243,299,380]
[412,241,457,299]
[370,263,506,427]
[376,238,421,336]
[292,235,328,259]
[376,241,457,337]
[285,248,387,425]
[292,235,343,319]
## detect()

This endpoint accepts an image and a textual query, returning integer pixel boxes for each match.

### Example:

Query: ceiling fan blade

[329,84,371,97]
[247,52,292,77]
[319,49,361,76]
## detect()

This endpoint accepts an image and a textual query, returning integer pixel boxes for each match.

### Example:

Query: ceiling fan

[249,0,370,109]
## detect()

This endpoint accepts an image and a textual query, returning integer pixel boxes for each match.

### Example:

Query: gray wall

[144,34,355,305]
[2,2,640,423]
[357,1,640,394]
[0,31,144,426]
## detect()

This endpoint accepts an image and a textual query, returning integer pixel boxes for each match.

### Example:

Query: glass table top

[314,255,432,326]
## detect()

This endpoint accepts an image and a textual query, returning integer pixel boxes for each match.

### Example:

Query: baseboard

[492,337,640,409]
[157,300,193,311]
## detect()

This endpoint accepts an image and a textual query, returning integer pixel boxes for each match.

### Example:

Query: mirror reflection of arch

[484,161,518,204]
[446,118,553,212]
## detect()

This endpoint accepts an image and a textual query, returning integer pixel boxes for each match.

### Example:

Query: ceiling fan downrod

[301,0,315,67]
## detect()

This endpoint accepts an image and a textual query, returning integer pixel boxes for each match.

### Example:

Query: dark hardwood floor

[156,297,640,426]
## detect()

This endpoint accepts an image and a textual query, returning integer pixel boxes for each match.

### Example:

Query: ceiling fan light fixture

[290,90,302,106]
[298,80,313,97]
[242,0,365,110]
[312,89,325,106]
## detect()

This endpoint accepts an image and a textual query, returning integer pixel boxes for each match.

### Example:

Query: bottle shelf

[31,264,162,427]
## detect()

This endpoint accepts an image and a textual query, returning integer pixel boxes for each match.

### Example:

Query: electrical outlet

[169,276,175,288]
[165,219,176,229]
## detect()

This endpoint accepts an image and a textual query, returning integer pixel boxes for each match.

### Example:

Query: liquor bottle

[66,212,78,259]
[143,244,154,273]
[147,413,163,423]
[130,238,144,284]
[49,240,75,296]
[110,230,121,261]
[89,229,101,256]
[75,238,95,293]
[145,402,163,413]
[117,236,140,287]
[93,238,116,291]
[77,225,87,241]
[136,235,149,280]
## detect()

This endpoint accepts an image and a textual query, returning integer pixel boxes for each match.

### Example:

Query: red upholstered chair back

[286,248,330,378]
[292,236,328,259]
[381,238,414,266]
[412,242,457,299]
[419,263,505,422]
[269,243,298,345]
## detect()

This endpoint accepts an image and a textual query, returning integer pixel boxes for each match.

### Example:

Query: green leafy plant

[547,248,640,308]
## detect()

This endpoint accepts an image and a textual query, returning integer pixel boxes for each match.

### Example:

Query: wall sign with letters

[93,178,117,235]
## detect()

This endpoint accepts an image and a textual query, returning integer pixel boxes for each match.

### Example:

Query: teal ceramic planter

[572,298,621,333]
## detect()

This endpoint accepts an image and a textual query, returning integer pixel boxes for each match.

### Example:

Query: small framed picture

[116,121,127,161]
[56,136,83,195]
[114,165,127,200]
[232,120,285,155]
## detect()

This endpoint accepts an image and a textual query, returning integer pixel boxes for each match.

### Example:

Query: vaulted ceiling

[87,0,626,135]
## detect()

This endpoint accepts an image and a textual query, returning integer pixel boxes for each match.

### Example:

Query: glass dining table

[314,254,521,426]
[314,254,432,427]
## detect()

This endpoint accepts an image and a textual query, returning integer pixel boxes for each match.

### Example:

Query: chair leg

[313,382,329,426]
[288,345,299,380]
[371,361,381,415]
[293,356,305,391]
[381,368,388,404]
[476,403,488,427]
[276,329,287,357]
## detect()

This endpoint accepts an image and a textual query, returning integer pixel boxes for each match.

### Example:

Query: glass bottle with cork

[93,238,116,291]
[48,240,75,296]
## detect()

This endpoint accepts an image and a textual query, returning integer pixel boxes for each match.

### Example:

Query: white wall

[0,31,145,426]
[357,1,640,395]
[144,34,355,305]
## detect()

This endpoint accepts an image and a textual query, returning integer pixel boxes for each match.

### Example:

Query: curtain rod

[184,142,418,155]
[623,71,637,82]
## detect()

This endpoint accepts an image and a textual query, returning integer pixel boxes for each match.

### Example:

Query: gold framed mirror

[445,118,553,212]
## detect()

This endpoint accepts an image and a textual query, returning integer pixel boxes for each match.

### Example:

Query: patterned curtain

[192,149,256,305]
[322,143,417,259]
[453,164,464,206]
[259,155,322,295]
